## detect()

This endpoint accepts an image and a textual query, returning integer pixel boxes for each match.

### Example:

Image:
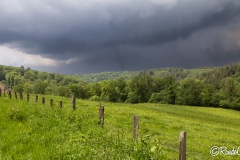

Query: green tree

[58,86,71,97]
[219,77,240,109]
[0,65,5,81]
[115,78,128,102]
[127,75,154,103]
[5,72,17,88]
[176,79,203,106]
[201,84,216,106]
[55,74,64,83]
[24,69,37,81]
[23,82,33,93]
[34,80,48,94]
[101,80,118,102]
[14,75,25,85]
[90,82,102,97]
[38,71,50,81]
[13,84,24,93]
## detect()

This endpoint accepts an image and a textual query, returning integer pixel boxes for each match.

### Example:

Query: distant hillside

[197,62,240,89]
[75,71,138,83]
[76,67,213,83]
[3,62,240,110]
[138,67,213,80]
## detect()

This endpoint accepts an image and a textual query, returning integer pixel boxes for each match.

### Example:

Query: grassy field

[1,94,240,159]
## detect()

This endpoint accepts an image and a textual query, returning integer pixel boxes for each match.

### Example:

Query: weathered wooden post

[179,131,187,160]
[15,92,17,99]
[42,97,45,105]
[59,101,63,108]
[98,105,104,127]
[20,93,23,100]
[133,116,139,140]
[50,99,53,107]
[36,95,38,102]
[27,93,29,102]
[72,93,76,110]
[8,91,12,99]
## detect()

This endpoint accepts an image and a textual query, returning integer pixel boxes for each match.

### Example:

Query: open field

[1,94,240,159]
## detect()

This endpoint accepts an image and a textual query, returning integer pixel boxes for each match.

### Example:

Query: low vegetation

[1,94,240,159]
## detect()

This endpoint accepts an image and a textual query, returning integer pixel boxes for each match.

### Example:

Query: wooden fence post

[59,101,63,108]
[8,91,12,99]
[15,92,17,99]
[36,95,38,102]
[72,93,76,110]
[27,93,29,102]
[179,131,187,160]
[50,99,53,107]
[98,105,104,127]
[133,116,139,140]
[20,93,23,100]
[42,97,45,105]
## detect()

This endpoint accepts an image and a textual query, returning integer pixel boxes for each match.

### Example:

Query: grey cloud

[202,34,240,66]
[0,0,240,73]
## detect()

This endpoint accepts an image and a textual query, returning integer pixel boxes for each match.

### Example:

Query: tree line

[1,63,240,110]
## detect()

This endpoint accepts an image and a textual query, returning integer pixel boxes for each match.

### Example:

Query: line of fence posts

[1,91,187,159]
[0,91,64,109]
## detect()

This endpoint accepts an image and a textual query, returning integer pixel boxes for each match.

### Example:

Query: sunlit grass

[1,94,240,159]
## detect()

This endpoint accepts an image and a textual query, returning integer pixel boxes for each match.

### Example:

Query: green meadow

[1,94,240,159]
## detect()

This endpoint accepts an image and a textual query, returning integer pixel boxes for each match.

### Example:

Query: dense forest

[1,63,240,110]
[76,67,212,83]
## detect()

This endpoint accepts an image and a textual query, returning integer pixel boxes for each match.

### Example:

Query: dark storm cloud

[1,0,240,73]
[201,34,240,66]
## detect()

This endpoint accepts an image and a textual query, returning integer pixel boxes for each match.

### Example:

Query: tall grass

[1,94,240,159]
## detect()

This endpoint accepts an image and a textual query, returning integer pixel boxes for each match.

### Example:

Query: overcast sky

[1,0,240,74]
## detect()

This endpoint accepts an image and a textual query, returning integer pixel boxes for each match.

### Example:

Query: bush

[89,96,100,101]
